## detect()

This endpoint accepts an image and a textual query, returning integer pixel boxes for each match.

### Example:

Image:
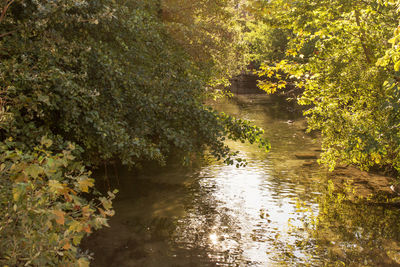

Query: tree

[160,0,247,86]
[0,1,269,264]
[250,0,400,172]
[0,0,268,167]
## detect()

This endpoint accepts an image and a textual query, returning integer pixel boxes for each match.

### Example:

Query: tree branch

[355,8,372,64]
[0,0,15,24]
[0,29,15,38]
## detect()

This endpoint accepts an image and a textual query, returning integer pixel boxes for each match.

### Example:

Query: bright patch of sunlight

[209,233,218,245]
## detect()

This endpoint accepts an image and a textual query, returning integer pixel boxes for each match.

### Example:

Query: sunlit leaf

[77,177,94,193]
[53,210,65,225]
[77,258,90,267]
[40,136,53,148]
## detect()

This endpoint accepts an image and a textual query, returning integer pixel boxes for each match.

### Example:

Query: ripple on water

[84,95,400,267]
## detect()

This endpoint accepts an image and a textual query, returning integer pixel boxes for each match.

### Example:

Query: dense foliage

[1,0,266,166]
[0,0,269,265]
[0,138,116,266]
[250,0,400,172]
[244,18,290,65]
[161,0,247,86]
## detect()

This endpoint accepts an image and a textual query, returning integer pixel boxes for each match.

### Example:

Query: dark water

[84,95,400,266]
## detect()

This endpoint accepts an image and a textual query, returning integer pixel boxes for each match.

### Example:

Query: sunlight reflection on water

[84,95,400,267]
[170,95,322,265]
[174,145,318,266]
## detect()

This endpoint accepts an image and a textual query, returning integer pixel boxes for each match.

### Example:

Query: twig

[0,29,16,38]
[0,0,16,24]
[113,162,120,187]
[355,8,372,64]
[104,163,110,191]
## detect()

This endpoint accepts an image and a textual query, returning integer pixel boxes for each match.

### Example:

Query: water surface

[84,95,400,266]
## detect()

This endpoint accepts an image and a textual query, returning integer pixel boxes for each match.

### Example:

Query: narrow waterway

[84,94,400,266]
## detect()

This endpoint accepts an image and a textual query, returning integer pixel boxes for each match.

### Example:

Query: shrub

[0,137,116,266]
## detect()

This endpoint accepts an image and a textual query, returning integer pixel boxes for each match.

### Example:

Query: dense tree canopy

[249,0,400,172]
[0,0,267,166]
[160,0,247,86]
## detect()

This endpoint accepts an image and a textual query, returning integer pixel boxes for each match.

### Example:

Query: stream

[83,94,400,266]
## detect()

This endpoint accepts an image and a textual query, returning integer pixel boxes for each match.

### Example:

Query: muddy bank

[298,152,396,199]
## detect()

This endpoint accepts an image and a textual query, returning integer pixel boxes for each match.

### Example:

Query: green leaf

[40,136,53,148]
[394,60,400,72]
[25,164,43,179]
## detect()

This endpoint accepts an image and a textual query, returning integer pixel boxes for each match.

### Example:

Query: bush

[0,137,116,266]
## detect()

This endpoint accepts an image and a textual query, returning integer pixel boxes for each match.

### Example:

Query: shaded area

[229,74,264,94]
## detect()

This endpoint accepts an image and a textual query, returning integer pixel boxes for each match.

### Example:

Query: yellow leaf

[278,81,287,89]
[374,154,381,164]
[49,180,64,194]
[395,60,400,72]
[12,184,27,202]
[53,210,65,225]
[40,136,53,148]
[25,164,43,179]
[69,220,83,233]
[100,197,112,210]
[73,235,83,246]
[13,188,21,202]
[77,258,90,267]
[67,142,76,150]
[77,177,94,193]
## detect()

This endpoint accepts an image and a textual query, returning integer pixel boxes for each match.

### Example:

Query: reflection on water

[83,95,400,266]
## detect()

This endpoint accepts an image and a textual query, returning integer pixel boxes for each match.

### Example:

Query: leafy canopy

[250,0,400,171]
[0,0,268,167]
